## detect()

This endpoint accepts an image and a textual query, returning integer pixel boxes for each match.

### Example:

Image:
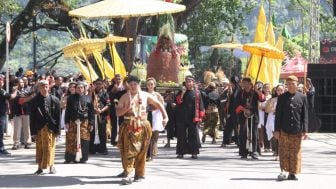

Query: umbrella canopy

[105,34,132,43]
[280,54,308,78]
[63,38,106,58]
[69,0,186,19]
[211,43,243,49]
[243,42,285,60]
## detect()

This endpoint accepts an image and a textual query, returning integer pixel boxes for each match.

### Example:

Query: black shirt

[95,90,111,117]
[228,86,241,116]
[236,89,260,124]
[65,94,95,126]
[108,86,126,114]
[0,88,11,115]
[275,91,308,134]
[12,87,33,116]
[50,85,64,100]
[204,88,220,109]
[175,89,205,123]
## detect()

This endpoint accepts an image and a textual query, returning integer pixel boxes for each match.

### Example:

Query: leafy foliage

[1,0,336,75]
[178,0,256,77]
[179,0,256,48]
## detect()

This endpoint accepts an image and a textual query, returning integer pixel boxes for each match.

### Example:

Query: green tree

[178,0,256,75]
[0,0,204,72]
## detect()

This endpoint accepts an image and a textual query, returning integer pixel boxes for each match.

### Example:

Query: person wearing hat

[115,75,168,184]
[64,82,95,164]
[274,75,308,181]
[202,82,220,144]
[29,80,61,175]
[0,75,18,155]
[25,70,34,78]
[175,75,205,159]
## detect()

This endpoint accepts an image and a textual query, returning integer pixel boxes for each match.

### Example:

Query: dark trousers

[223,115,238,145]
[65,139,90,162]
[90,118,107,153]
[147,131,159,159]
[239,117,258,156]
[0,114,6,149]
[176,121,200,155]
[81,140,90,161]
[271,138,279,155]
[263,126,271,149]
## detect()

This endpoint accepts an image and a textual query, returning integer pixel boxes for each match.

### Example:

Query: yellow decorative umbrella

[69,0,186,71]
[211,43,243,49]
[104,34,132,43]
[63,38,106,58]
[102,34,132,78]
[243,42,285,83]
[63,38,106,83]
[243,42,285,60]
[211,42,243,77]
[69,0,186,19]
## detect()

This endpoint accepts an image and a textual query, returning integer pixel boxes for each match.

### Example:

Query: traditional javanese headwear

[185,75,195,81]
[287,75,299,82]
[77,81,85,87]
[38,80,49,86]
[127,75,140,83]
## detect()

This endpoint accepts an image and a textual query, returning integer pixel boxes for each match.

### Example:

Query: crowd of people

[0,67,315,184]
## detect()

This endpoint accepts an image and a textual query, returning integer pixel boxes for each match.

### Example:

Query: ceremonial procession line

[1,133,335,189]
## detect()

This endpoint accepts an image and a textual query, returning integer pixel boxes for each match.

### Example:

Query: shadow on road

[0,174,121,188]
[230,177,276,181]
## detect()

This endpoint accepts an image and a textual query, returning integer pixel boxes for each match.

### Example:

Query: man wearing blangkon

[274,75,308,181]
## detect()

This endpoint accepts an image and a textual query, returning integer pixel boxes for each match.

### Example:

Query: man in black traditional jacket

[235,78,261,160]
[64,82,95,163]
[274,75,308,181]
[30,80,60,175]
[90,79,111,155]
[175,76,205,159]
[222,76,241,147]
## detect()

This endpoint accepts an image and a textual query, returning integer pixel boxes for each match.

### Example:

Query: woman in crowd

[61,82,77,132]
[265,84,285,160]
[146,77,165,161]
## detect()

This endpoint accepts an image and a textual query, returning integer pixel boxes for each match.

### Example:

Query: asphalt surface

[1,132,335,189]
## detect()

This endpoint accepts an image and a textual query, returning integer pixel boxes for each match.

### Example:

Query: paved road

[1,133,336,189]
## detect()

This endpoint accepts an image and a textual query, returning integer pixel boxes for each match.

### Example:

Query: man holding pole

[235,78,260,159]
